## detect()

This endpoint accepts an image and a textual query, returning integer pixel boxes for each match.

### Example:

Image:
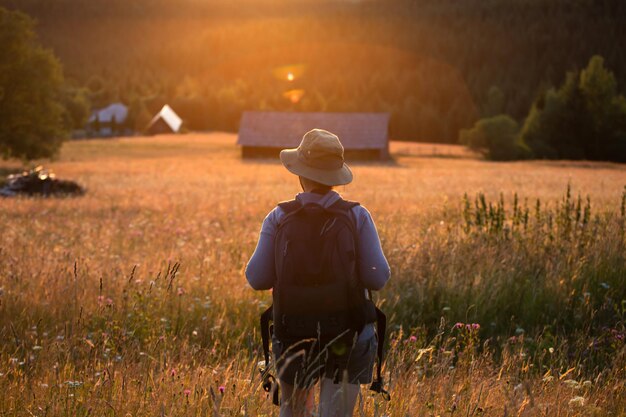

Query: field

[1,133,625,416]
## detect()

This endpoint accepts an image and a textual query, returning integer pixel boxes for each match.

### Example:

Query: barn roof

[238,112,389,149]
[148,105,182,133]
[88,103,128,123]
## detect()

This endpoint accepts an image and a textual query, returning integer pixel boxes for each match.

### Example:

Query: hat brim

[280,148,353,186]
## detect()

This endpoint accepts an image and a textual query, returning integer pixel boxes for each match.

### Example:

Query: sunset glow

[2,1,626,414]
[283,89,305,103]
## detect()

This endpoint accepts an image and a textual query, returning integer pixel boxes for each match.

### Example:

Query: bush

[460,114,530,160]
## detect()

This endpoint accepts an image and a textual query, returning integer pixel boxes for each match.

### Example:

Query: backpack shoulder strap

[328,198,360,212]
[328,198,360,232]
[277,199,302,216]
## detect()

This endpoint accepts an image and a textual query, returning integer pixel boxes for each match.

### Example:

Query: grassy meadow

[1,133,625,416]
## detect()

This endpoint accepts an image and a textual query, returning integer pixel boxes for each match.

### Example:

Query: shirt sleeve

[245,207,281,290]
[354,206,391,290]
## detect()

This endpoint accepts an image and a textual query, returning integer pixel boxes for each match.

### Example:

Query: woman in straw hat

[246,129,390,417]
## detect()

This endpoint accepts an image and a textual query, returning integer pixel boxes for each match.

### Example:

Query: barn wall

[147,118,172,135]
[241,146,389,160]
[241,147,281,159]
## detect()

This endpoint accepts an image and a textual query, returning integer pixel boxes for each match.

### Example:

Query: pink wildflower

[453,322,464,329]
[409,335,417,342]
[471,323,480,330]
[218,386,225,394]
[184,389,191,396]
[106,298,113,306]
[170,368,177,377]
[177,287,185,296]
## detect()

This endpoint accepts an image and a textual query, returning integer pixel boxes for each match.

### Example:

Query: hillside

[2,0,625,142]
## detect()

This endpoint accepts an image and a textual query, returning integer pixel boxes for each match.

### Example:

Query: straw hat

[280,129,353,186]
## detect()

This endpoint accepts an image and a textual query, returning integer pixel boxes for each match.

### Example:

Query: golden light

[273,64,306,81]
[283,89,305,104]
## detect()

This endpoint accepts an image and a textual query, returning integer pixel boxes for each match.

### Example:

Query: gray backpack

[272,198,376,343]
[259,197,389,404]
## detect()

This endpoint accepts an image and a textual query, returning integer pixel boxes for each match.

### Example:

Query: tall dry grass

[0,134,625,416]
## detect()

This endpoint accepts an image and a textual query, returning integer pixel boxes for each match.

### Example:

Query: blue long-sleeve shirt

[245,190,390,341]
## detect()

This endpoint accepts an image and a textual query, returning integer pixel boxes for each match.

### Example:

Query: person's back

[246,129,390,417]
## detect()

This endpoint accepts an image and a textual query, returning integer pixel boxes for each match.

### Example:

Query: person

[246,128,390,417]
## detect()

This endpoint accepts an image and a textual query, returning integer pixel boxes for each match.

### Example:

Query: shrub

[460,114,530,160]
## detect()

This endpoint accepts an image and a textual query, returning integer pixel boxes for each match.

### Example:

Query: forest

[1,0,626,143]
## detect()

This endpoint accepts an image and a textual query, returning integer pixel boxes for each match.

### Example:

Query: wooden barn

[237,112,390,160]
[146,105,183,135]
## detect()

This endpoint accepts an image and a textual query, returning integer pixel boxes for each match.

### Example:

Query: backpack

[259,197,390,404]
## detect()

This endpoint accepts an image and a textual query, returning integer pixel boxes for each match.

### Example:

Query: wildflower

[218,385,225,394]
[515,327,525,335]
[184,389,191,396]
[177,287,185,296]
[170,368,177,377]
[568,396,585,407]
[409,335,417,342]
[548,347,554,354]
[106,298,113,306]
[97,295,104,305]
[610,329,625,341]
[453,322,464,329]
[471,323,480,330]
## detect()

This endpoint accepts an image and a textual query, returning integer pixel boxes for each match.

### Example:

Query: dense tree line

[1,0,625,145]
[461,56,626,162]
